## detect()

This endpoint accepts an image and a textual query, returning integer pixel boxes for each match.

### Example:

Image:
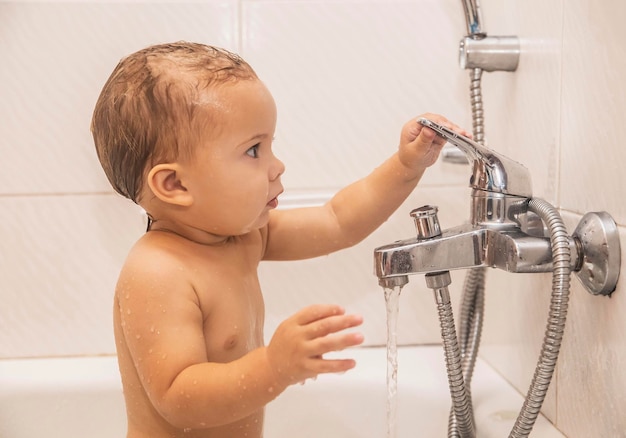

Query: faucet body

[374,117,620,438]
[375,118,620,296]
[374,214,580,280]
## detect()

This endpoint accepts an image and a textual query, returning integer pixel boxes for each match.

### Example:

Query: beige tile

[241,1,471,192]
[556,211,626,437]
[479,0,563,204]
[480,206,625,435]
[561,1,626,224]
[469,1,566,425]
[0,194,145,358]
[0,2,238,195]
[479,268,559,423]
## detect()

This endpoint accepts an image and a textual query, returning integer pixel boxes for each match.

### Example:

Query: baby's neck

[148,220,233,246]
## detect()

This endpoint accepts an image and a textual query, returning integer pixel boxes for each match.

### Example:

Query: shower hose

[439,68,572,438]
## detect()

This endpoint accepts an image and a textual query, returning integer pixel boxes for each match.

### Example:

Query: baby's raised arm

[263,113,468,261]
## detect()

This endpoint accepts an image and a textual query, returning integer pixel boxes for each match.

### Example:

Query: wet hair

[91,41,258,203]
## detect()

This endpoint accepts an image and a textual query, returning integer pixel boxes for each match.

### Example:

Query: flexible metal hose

[448,267,486,437]
[509,198,571,437]
[434,286,475,438]
[461,68,487,392]
[458,268,486,387]
[448,32,569,438]
[447,67,488,437]
[469,68,485,145]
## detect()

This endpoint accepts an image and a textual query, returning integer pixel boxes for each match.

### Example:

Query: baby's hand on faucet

[398,113,470,172]
[266,304,364,387]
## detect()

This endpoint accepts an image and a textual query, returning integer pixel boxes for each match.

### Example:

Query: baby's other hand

[398,113,470,171]
[266,304,364,387]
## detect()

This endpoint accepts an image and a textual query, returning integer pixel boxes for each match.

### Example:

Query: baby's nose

[270,156,285,181]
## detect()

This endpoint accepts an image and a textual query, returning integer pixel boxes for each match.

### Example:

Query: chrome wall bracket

[441,34,521,164]
[573,212,621,296]
[459,35,520,72]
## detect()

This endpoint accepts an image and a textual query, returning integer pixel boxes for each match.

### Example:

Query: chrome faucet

[374,118,621,296]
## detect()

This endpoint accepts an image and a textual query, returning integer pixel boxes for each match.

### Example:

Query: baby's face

[181,79,284,237]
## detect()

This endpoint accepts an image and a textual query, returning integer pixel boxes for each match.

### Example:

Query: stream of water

[384,285,402,438]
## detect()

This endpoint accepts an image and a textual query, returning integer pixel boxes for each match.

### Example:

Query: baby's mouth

[267,190,283,208]
[267,197,279,208]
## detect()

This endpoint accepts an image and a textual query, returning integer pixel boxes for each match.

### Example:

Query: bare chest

[193,250,266,362]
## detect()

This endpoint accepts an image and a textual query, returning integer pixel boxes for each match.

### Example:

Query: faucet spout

[375,224,485,280]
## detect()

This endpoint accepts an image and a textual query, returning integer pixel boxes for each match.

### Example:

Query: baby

[91,41,466,438]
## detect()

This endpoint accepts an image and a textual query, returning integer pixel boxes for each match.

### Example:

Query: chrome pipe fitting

[459,35,520,72]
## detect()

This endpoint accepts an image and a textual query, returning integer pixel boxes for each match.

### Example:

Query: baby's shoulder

[123,229,264,273]
[117,234,204,297]
[120,237,178,280]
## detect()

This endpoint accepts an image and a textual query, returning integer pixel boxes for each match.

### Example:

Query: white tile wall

[0,1,238,355]
[0,1,238,195]
[556,212,626,438]
[2,1,626,437]
[477,1,626,436]
[0,194,144,357]
[560,1,626,223]
[241,0,471,190]
[478,0,563,204]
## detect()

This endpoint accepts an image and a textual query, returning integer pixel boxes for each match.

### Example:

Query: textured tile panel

[478,0,562,204]
[560,1,626,224]
[0,2,238,195]
[242,1,471,192]
[0,194,144,358]
[557,211,626,437]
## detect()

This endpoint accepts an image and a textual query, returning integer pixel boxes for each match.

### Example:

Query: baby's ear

[146,163,193,207]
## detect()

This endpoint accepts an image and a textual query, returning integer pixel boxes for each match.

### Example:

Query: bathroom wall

[1,1,624,437]
[0,0,471,359]
[474,1,626,437]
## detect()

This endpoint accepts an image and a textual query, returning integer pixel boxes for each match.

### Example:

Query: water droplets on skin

[384,285,402,438]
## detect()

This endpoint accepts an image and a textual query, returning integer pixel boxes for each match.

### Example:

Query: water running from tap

[384,285,402,438]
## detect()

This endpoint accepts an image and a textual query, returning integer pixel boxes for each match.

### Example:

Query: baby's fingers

[294,304,346,325]
[418,114,472,139]
[309,331,365,358]
[305,313,363,339]
[311,357,358,374]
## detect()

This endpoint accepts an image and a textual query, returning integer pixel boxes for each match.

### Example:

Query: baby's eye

[246,144,260,158]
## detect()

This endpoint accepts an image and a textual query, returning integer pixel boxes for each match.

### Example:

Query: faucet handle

[418,117,532,198]
[411,205,442,239]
